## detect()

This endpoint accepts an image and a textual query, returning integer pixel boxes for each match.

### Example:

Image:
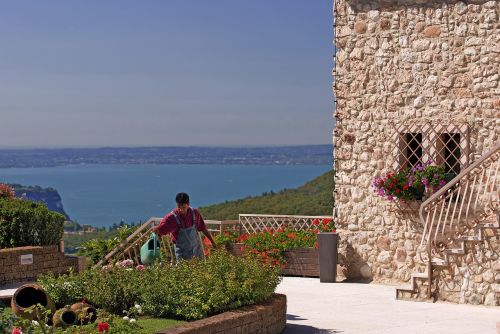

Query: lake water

[0,164,330,227]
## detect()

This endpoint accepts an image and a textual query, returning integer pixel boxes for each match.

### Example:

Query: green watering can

[140,233,160,265]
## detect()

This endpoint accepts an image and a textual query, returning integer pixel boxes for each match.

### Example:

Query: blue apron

[172,208,204,261]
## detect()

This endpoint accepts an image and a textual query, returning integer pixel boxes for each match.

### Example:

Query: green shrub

[0,198,65,248]
[77,226,136,263]
[38,251,280,321]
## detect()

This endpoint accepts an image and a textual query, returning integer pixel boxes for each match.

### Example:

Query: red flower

[286,233,296,239]
[314,242,318,249]
[395,189,400,193]
[322,218,332,225]
[203,248,210,256]
[314,229,319,234]
[250,248,259,254]
[403,184,408,190]
[11,327,23,334]
[312,219,320,226]
[332,228,337,233]
[97,322,109,332]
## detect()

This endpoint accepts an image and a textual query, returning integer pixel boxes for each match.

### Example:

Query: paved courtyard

[277,277,499,334]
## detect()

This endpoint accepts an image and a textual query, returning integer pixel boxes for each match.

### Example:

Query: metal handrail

[96,217,162,266]
[419,141,500,222]
[419,141,500,247]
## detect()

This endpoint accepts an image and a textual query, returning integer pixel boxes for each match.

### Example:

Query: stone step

[412,272,429,279]
[395,285,414,292]
[462,235,481,241]
[446,247,465,254]
[431,259,449,266]
[481,222,499,228]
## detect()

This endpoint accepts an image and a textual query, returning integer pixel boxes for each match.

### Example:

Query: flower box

[226,243,320,277]
[282,247,319,277]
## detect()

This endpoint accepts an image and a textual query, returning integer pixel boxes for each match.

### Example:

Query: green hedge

[38,250,281,320]
[0,198,65,248]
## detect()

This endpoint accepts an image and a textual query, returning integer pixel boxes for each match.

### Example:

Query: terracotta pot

[70,302,97,324]
[52,306,77,328]
[11,284,56,321]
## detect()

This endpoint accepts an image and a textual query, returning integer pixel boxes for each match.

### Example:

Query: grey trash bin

[317,232,339,283]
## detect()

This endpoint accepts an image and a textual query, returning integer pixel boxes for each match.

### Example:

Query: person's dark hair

[175,192,190,205]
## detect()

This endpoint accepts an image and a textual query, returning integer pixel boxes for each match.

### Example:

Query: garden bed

[156,293,286,334]
[227,243,320,277]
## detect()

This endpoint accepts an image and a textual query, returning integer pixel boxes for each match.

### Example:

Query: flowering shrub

[38,250,280,321]
[372,162,448,201]
[207,218,336,266]
[0,183,15,200]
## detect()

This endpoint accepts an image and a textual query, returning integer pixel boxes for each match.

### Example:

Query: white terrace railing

[96,218,232,267]
[419,141,500,254]
[96,215,332,266]
[239,214,334,234]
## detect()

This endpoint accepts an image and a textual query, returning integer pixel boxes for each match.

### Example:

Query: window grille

[391,122,470,173]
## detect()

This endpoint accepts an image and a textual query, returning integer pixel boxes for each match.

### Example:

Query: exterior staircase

[396,142,500,301]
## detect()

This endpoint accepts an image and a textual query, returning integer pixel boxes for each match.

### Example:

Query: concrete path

[0,282,26,301]
[276,277,499,334]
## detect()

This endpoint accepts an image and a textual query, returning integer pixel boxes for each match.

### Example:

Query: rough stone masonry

[333,0,499,305]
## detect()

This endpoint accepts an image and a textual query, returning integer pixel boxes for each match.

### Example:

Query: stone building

[333,0,499,305]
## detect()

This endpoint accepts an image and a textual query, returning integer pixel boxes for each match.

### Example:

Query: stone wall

[156,294,286,334]
[0,245,86,286]
[333,0,499,305]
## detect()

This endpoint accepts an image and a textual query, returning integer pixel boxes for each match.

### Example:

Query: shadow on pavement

[287,314,308,321]
[283,323,343,334]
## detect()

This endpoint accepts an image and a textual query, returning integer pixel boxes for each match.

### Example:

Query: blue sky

[0,1,333,147]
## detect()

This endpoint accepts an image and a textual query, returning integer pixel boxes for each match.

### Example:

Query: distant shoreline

[0,145,333,168]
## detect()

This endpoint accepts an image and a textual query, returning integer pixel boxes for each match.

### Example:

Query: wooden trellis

[239,214,333,234]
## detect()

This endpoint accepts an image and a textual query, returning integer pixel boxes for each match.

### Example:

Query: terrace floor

[277,277,499,334]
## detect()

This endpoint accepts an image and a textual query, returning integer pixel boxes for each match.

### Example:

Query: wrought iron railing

[419,141,499,255]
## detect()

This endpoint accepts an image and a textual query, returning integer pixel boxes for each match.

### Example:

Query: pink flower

[136,264,145,271]
[11,327,23,334]
[121,259,134,267]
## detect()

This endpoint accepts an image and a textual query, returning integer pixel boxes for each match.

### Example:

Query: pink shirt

[156,207,206,244]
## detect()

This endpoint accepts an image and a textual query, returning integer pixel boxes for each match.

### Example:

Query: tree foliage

[199,170,334,220]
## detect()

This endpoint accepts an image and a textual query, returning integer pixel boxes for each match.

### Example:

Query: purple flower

[439,180,446,187]
[387,195,394,201]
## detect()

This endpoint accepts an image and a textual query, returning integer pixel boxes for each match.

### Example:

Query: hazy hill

[0,145,332,168]
[199,170,334,220]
